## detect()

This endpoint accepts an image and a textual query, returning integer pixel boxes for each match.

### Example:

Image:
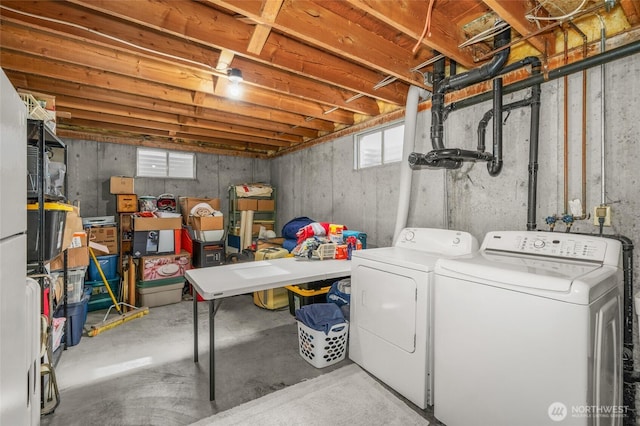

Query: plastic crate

[66,267,87,304]
[285,284,332,316]
[26,203,72,262]
[297,321,349,368]
[85,275,120,312]
[88,254,119,282]
[54,286,91,347]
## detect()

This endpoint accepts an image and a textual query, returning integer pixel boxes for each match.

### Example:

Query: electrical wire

[458,21,510,48]
[525,0,588,22]
[412,0,436,54]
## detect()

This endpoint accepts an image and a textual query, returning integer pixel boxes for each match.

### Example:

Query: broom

[87,248,149,337]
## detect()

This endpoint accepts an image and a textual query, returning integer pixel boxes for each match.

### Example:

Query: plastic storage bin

[136,277,184,307]
[253,287,289,310]
[88,254,119,281]
[342,230,367,249]
[54,286,91,347]
[85,275,120,312]
[297,321,349,368]
[26,202,73,262]
[66,267,87,304]
[285,284,332,316]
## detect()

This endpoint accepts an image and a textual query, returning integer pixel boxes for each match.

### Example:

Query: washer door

[355,264,417,353]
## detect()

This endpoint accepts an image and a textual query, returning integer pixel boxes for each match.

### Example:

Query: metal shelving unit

[227,185,276,251]
[26,119,68,356]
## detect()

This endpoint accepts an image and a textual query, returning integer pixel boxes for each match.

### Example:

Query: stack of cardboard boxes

[180,197,225,268]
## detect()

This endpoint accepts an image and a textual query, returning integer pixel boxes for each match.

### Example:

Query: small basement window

[354,123,404,169]
[136,148,195,179]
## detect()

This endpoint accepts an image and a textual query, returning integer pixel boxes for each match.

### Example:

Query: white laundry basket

[297,321,349,368]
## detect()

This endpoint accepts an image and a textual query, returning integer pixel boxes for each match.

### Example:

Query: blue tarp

[295,303,345,335]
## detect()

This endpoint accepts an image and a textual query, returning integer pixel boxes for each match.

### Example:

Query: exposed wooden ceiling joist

[0,0,637,157]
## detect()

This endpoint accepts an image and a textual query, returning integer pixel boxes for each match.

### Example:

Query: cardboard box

[236,199,258,211]
[110,176,134,194]
[257,199,275,211]
[61,208,84,252]
[132,216,182,231]
[252,222,274,236]
[117,194,138,213]
[191,216,224,231]
[178,197,221,225]
[138,251,192,281]
[48,246,89,271]
[88,226,118,254]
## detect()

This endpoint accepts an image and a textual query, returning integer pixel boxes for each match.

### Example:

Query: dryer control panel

[482,231,620,266]
[395,228,478,256]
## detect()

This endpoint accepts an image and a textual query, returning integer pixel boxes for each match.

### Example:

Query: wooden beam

[213,0,428,86]
[482,0,555,56]
[0,2,398,111]
[247,0,284,54]
[344,0,477,69]
[60,107,293,147]
[59,116,280,153]
[56,96,299,145]
[620,0,640,25]
[4,71,320,138]
[0,50,336,131]
[64,0,409,103]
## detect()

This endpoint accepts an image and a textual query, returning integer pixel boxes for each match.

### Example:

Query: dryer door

[354,263,418,352]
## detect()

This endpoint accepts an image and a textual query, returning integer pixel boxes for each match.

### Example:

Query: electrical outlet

[593,205,612,227]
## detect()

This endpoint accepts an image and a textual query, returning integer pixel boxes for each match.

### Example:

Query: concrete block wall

[63,141,270,219]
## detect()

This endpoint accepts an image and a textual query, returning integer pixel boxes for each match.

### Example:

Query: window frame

[136,147,196,179]
[354,121,405,170]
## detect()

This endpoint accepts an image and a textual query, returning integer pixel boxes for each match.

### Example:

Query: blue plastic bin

[88,254,119,281]
[54,286,91,347]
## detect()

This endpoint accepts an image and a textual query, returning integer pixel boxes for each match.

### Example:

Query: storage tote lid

[27,202,74,211]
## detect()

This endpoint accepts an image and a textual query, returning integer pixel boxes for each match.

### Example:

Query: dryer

[434,231,623,426]
[349,228,478,409]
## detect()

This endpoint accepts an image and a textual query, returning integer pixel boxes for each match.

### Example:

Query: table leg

[193,286,198,363]
[209,299,215,401]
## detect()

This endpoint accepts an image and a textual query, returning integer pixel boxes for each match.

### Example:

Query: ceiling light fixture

[227,68,244,97]
[227,68,243,83]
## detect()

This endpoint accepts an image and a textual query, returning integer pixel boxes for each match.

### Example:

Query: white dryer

[349,227,478,409]
[434,231,623,426]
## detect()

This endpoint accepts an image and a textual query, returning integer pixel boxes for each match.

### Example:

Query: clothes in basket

[295,302,345,335]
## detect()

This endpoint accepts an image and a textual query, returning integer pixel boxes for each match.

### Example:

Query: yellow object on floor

[87,248,149,336]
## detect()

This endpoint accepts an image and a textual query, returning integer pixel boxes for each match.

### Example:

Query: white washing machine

[349,227,478,409]
[434,231,623,426]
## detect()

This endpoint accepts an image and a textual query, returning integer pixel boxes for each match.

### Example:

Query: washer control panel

[482,231,615,264]
[395,228,478,256]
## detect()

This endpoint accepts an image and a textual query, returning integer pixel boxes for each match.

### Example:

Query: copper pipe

[474,3,606,63]
[563,27,569,214]
[568,21,589,219]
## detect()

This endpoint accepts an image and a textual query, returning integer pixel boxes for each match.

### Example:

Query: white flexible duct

[393,85,428,244]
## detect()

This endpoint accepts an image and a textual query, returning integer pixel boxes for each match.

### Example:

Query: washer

[434,231,623,426]
[349,227,478,409]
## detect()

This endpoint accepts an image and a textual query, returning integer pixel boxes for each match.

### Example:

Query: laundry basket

[297,321,348,368]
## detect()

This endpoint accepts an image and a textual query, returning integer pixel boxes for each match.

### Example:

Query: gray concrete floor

[41,293,436,426]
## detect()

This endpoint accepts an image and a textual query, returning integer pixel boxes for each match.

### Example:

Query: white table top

[185,257,352,299]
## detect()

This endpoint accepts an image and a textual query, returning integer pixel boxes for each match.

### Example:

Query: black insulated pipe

[430,55,447,150]
[439,27,511,93]
[526,77,542,231]
[488,78,503,176]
